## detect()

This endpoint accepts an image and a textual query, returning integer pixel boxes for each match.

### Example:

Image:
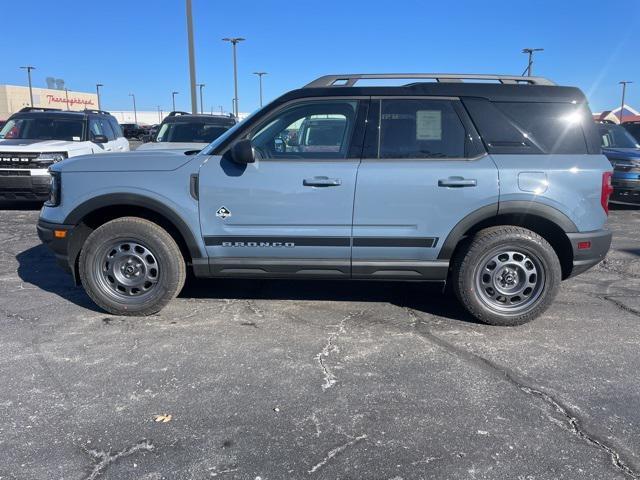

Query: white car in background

[0,107,129,201]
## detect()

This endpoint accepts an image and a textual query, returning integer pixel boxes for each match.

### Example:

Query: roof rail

[167,111,191,117]
[82,109,111,115]
[18,107,63,113]
[304,73,556,88]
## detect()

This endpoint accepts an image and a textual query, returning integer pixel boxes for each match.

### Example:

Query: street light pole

[222,37,245,117]
[172,91,179,111]
[521,48,544,76]
[96,83,103,110]
[253,71,267,107]
[619,81,633,124]
[20,66,36,107]
[65,88,70,110]
[197,83,205,114]
[157,105,162,123]
[129,93,137,124]
[185,0,198,114]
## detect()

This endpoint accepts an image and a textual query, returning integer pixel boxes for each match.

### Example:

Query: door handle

[303,176,342,187]
[438,177,477,188]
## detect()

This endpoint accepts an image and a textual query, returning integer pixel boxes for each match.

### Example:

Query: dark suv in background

[121,123,147,140]
[137,112,236,151]
[599,122,640,205]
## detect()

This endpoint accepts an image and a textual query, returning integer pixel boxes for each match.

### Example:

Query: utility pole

[222,37,245,117]
[172,91,179,111]
[185,0,198,114]
[619,81,633,124]
[219,105,224,115]
[521,48,544,76]
[197,83,205,114]
[129,93,137,124]
[157,105,163,123]
[20,66,36,107]
[253,71,267,107]
[96,83,103,110]
[65,88,70,110]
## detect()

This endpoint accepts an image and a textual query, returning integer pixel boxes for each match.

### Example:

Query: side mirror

[92,134,108,144]
[230,139,255,164]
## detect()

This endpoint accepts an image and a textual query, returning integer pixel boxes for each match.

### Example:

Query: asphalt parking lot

[1,205,639,480]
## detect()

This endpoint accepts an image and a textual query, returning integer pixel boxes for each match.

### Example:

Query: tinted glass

[156,122,233,143]
[88,118,104,140]
[0,117,84,141]
[493,102,588,154]
[109,118,124,137]
[250,100,357,159]
[623,123,640,143]
[599,124,640,149]
[98,117,116,141]
[379,99,466,158]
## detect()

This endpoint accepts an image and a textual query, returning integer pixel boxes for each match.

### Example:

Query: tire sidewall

[79,219,184,315]
[456,229,562,326]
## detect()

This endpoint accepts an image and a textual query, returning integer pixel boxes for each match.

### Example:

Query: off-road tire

[452,226,562,326]
[79,217,186,316]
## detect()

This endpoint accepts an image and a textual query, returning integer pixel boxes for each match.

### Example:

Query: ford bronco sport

[37,73,613,326]
[0,107,128,201]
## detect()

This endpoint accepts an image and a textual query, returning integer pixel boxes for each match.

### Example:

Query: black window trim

[363,95,487,161]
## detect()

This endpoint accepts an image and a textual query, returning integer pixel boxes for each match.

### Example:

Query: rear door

[198,98,367,277]
[352,97,499,279]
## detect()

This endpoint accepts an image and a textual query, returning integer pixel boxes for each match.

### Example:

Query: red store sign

[46,94,95,107]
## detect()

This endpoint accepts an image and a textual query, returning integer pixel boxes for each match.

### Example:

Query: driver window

[250,100,357,159]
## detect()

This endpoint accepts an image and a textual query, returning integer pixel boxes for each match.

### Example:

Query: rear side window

[463,98,592,154]
[378,99,467,159]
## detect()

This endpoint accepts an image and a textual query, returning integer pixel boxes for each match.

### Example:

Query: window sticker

[416,110,442,140]
[72,136,81,141]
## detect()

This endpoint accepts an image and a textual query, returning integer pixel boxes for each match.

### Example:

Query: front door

[352,97,499,279]
[198,98,367,277]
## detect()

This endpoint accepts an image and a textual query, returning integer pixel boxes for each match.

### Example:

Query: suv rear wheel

[79,217,186,316]
[452,226,561,326]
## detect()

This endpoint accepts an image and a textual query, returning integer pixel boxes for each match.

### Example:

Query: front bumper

[37,219,75,274]
[566,229,612,278]
[611,174,640,205]
[0,172,50,201]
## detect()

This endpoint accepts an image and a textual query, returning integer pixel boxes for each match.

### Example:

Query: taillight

[601,171,614,215]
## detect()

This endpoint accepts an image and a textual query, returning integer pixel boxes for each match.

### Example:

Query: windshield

[156,122,233,143]
[0,117,84,141]
[599,124,640,149]
[623,123,640,142]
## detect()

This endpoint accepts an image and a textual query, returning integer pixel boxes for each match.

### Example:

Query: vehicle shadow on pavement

[180,277,479,324]
[0,201,43,211]
[15,245,101,312]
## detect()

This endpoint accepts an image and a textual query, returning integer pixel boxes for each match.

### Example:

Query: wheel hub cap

[475,249,545,313]
[97,240,159,298]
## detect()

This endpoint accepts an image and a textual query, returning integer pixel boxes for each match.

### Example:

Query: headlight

[45,171,61,207]
[35,152,68,166]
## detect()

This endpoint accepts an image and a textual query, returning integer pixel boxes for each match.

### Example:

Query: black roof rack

[304,73,556,88]
[19,107,63,113]
[167,111,191,117]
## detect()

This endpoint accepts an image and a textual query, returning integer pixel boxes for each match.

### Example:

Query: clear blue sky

[1,0,638,114]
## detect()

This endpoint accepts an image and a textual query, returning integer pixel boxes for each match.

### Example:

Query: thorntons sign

[46,94,95,107]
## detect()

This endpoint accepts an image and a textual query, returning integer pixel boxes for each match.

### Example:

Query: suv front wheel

[452,226,561,326]
[79,217,186,316]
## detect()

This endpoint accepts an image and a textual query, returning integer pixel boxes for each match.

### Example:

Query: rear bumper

[37,219,74,273]
[0,172,50,201]
[566,229,612,278]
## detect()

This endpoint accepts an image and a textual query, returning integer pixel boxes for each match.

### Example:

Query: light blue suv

[37,74,613,326]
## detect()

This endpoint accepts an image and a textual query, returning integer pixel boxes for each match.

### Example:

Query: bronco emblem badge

[216,206,231,219]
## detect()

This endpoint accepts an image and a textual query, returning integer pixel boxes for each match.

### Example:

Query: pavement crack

[407,308,640,479]
[315,311,360,390]
[307,434,367,474]
[81,439,154,480]
[604,296,640,318]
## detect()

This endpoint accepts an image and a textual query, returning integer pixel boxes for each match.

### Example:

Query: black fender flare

[437,201,578,260]
[64,193,205,260]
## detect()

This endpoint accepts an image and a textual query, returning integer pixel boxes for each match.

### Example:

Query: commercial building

[0,84,98,120]
[593,105,640,124]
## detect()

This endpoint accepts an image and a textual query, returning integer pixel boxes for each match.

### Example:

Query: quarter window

[378,99,467,159]
[250,100,358,159]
